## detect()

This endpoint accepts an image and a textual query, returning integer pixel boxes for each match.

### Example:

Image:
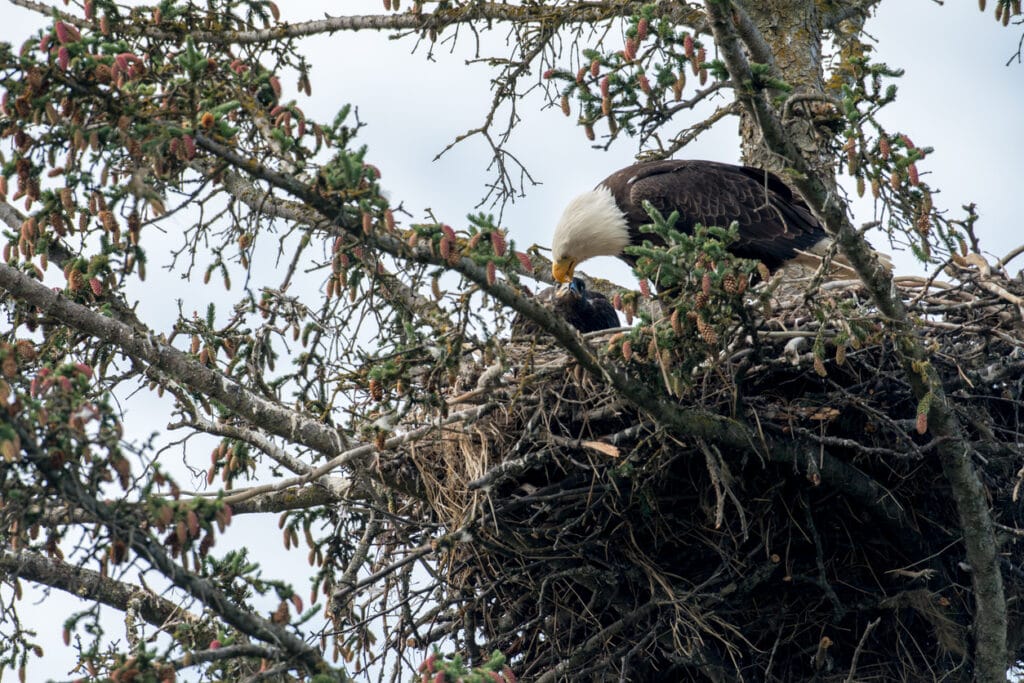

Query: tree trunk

[737,0,834,183]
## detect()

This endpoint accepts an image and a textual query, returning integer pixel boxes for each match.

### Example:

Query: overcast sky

[2,1,1023,679]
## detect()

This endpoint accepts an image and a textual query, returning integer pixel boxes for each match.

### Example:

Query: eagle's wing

[613,160,825,268]
[577,291,621,332]
[552,287,620,333]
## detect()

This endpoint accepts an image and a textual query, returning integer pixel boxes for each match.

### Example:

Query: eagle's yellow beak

[552,258,576,284]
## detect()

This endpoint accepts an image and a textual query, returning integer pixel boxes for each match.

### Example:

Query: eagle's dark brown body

[550,158,872,295]
[599,159,828,270]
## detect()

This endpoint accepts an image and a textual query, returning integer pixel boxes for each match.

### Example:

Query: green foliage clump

[609,202,762,395]
[411,649,516,683]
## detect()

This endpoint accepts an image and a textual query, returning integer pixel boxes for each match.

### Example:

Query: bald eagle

[512,277,620,337]
[551,159,845,285]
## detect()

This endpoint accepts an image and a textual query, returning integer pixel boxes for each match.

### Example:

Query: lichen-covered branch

[0,263,348,458]
[10,0,703,44]
[0,550,210,644]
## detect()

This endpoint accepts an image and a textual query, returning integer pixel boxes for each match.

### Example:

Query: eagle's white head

[551,186,630,283]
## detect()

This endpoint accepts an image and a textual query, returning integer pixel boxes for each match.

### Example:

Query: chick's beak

[552,258,576,284]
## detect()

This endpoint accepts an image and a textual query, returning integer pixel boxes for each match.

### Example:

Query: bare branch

[174,413,311,476]
[845,617,881,683]
[821,0,883,30]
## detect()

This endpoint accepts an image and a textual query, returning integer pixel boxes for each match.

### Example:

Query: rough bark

[735,0,835,181]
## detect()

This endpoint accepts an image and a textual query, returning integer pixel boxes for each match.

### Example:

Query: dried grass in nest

[406,270,1024,682]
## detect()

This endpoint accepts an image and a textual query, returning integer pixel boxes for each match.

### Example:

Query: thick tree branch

[10,0,703,44]
[0,550,211,644]
[218,481,351,513]
[0,200,151,333]
[703,2,1007,678]
[731,1,777,69]
[0,263,348,455]
[37,484,357,528]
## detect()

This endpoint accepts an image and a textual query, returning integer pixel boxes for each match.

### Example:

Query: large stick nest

[400,265,1024,682]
